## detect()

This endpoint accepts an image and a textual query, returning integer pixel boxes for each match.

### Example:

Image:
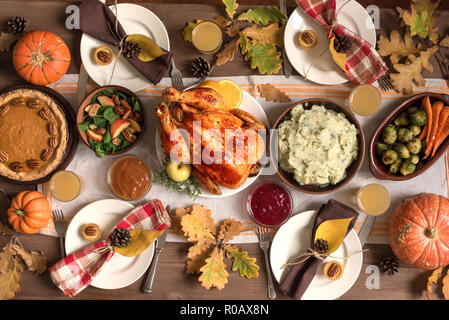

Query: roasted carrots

[431,106,449,158]
[424,101,444,158]
[421,96,433,146]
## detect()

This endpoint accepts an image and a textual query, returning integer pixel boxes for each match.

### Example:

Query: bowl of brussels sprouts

[369,92,449,180]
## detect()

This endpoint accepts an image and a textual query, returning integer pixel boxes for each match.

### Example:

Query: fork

[378,75,394,91]
[256,227,276,300]
[52,209,67,259]
[170,59,184,91]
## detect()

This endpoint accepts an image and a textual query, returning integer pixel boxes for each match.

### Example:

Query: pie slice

[0,89,68,181]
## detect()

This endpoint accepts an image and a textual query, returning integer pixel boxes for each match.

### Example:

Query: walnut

[85,103,100,118]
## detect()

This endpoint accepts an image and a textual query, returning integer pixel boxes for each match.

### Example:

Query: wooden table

[0,0,447,300]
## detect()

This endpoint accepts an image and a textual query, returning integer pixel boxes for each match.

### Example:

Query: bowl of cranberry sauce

[245,181,293,227]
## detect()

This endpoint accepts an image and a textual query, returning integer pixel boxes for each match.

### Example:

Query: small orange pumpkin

[389,193,449,270]
[12,30,71,86]
[7,191,51,234]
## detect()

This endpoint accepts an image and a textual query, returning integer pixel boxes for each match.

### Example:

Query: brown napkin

[79,0,172,85]
[279,199,359,299]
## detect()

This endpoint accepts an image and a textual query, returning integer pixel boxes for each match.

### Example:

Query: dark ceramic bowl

[77,85,146,156]
[271,99,365,194]
[369,92,449,181]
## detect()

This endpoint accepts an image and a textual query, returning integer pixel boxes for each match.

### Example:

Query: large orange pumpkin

[12,30,71,86]
[7,191,51,234]
[389,193,449,270]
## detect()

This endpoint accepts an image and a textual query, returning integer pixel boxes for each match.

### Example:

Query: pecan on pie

[0,89,68,181]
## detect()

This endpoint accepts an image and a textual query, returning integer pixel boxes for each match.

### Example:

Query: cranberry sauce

[249,182,292,226]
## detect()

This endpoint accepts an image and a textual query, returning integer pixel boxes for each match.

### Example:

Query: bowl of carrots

[369,92,449,181]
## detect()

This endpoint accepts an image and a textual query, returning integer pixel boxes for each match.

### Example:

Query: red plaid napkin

[49,200,171,297]
[297,0,387,85]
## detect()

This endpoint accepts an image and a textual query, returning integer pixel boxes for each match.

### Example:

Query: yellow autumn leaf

[180,204,217,242]
[257,83,291,103]
[216,36,241,66]
[241,23,284,48]
[426,267,442,300]
[9,244,46,275]
[314,217,354,254]
[377,30,422,64]
[440,34,449,48]
[186,242,214,274]
[182,20,202,43]
[0,256,23,300]
[329,36,347,72]
[114,229,164,257]
[199,247,228,290]
[217,219,243,242]
[125,34,166,62]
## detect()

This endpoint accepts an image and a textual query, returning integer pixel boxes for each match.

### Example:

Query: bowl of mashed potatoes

[271,99,365,194]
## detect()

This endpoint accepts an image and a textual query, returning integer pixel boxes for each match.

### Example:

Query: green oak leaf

[237,6,286,26]
[224,245,259,279]
[222,0,238,20]
[239,34,282,75]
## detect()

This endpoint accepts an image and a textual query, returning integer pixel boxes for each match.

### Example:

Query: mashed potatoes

[278,104,359,185]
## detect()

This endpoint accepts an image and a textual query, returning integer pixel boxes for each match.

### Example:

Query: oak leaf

[224,245,259,279]
[0,222,13,236]
[222,0,239,20]
[216,36,241,66]
[217,219,243,242]
[426,267,442,300]
[171,207,192,236]
[181,204,216,242]
[0,250,16,274]
[9,244,46,275]
[182,20,202,42]
[397,0,440,44]
[0,255,23,300]
[241,23,284,48]
[237,6,287,26]
[257,84,291,103]
[377,30,422,64]
[440,35,449,48]
[198,247,228,290]
[212,16,232,28]
[443,268,449,300]
[226,24,241,37]
[0,32,21,52]
[390,46,438,94]
[240,34,282,75]
[186,242,214,274]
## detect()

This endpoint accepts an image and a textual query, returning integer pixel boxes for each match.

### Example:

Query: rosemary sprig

[154,165,201,200]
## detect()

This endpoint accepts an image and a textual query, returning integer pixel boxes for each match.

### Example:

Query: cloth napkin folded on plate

[79,0,172,84]
[49,200,171,297]
[279,199,359,300]
[296,0,387,85]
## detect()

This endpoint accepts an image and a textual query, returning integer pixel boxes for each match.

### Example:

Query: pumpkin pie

[0,89,68,181]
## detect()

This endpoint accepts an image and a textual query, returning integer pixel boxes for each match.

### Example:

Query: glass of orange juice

[356,183,390,216]
[49,170,84,202]
[191,21,223,54]
[348,84,382,116]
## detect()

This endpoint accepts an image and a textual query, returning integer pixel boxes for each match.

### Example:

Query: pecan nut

[39,108,54,121]
[0,150,8,162]
[26,159,40,169]
[324,261,343,280]
[48,123,58,136]
[123,128,136,143]
[49,137,59,148]
[113,95,121,106]
[83,225,98,236]
[41,148,53,161]
[10,97,25,107]
[96,50,111,64]
[10,162,23,172]
[132,111,143,123]
[113,105,125,115]
[27,98,40,109]
[94,127,106,136]
[0,105,9,117]
[112,137,122,146]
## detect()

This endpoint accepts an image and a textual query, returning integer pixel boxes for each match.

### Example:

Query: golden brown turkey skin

[162,87,225,111]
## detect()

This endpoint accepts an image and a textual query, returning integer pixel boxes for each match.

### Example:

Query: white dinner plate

[155,90,270,198]
[80,3,170,92]
[284,0,376,85]
[270,210,363,300]
[65,199,155,289]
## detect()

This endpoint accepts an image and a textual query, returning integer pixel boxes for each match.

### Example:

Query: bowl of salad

[77,85,145,157]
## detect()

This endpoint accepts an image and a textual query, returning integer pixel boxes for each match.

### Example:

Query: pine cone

[121,41,140,59]
[333,35,353,53]
[7,16,28,34]
[191,57,211,79]
[313,238,329,254]
[379,256,400,276]
[109,228,131,248]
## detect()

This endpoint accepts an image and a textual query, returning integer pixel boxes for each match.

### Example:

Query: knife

[358,215,376,247]
[142,205,170,293]
[279,0,292,78]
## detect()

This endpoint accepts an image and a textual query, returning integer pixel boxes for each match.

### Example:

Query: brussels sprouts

[409,110,428,127]
[393,143,410,159]
[382,125,398,144]
[398,128,414,143]
[382,149,399,165]
[389,159,402,174]
[409,125,421,137]
[406,138,422,154]
[376,143,388,157]
[408,154,420,165]
[400,161,416,176]
[406,106,419,115]
[394,113,409,127]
